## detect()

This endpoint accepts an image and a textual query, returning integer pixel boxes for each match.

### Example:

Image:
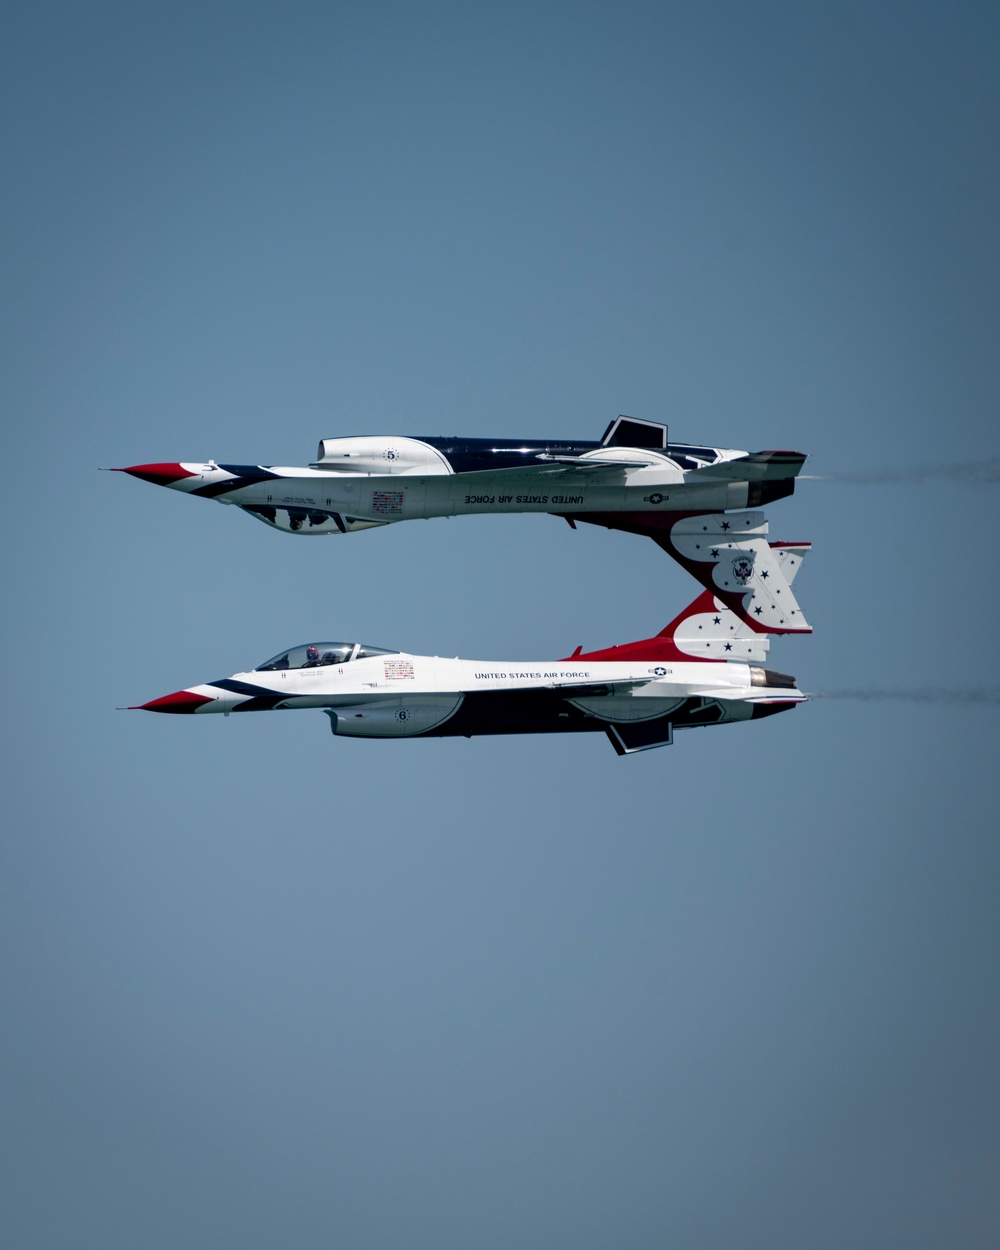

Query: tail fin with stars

[566,542,810,666]
[571,512,812,634]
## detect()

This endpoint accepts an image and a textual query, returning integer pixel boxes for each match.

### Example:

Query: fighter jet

[130,566,809,755]
[115,416,811,634]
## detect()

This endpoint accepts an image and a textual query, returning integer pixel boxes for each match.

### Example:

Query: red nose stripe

[135,690,214,713]
[118,463,196,486]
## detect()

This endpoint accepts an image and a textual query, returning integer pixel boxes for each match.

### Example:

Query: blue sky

[3,3,999,1246]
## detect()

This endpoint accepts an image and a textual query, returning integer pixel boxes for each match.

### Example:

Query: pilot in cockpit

[304,645,321,667]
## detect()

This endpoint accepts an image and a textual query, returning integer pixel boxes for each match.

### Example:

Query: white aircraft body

[131,568,809,756]
[117,417,811,634]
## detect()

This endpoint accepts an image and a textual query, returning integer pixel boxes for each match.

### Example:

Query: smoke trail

[809,688,1000,705]
[801,458,1000,485]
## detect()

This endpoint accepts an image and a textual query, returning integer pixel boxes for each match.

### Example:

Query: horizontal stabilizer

[686,450,807,482]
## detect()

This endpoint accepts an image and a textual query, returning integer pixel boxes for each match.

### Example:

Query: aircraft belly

[668,698,753,727]
[230,472,743,522]
[422,476,738,518]
[330,694,463,737]
[418,690,601,738]
[279,693,343,709]
[568,695,686,722]
[432,476,597,516]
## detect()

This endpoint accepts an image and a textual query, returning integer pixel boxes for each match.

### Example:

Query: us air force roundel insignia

[644,492,665,504]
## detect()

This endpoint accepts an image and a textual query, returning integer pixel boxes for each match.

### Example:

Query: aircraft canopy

[254,642,398,671]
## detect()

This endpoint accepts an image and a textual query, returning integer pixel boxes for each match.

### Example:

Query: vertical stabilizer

[770,541,811,585]
[658,590,772,662]
[566,512,811,633]
[567,588,770,665]
[666,513,810,633]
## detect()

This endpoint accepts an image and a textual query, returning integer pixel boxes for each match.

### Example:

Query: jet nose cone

[116,462,196,486]
[132,689,214,713]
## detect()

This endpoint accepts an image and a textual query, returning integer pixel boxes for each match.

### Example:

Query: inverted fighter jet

[116,416,811,634]
[130,565,809,756]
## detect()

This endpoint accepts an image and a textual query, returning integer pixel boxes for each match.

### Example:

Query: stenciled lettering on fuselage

[384,659,415,680]
[473,670,593,680]
[371,490,404,515]
[463,494,584,506]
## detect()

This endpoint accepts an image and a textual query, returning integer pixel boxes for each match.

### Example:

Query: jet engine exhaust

[809,688,1000,705]
[802,458,1000,485]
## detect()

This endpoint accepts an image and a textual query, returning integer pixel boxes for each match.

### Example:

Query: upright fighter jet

[130,553,809,756]
[116,416,811,634]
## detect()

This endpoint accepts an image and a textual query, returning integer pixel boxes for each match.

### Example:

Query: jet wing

[455,458,645,481]
[460,450,805,481]
[532,453,660,468]
[467,677,653,698]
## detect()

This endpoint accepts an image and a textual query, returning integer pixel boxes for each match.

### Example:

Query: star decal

[761,570,769,579]
[724,643,732,651]
[713,617,721,624]
[754,606,763,616]
[711,548,720,558]
[721,520,731,530]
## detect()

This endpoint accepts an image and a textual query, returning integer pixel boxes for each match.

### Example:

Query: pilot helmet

[306,645,320,662]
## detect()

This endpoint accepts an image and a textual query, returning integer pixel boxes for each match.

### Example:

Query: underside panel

[416,691,753,739]
[419,690,603,738]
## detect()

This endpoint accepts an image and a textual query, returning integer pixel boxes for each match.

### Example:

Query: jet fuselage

[121,433,804,538]
[134,633,803,755]
[118,424,811,635]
